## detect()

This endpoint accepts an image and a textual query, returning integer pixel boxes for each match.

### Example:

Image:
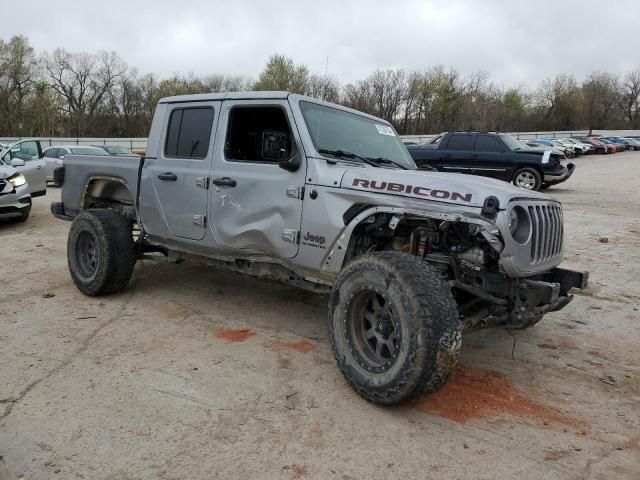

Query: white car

[0,139,46,197]
[42,145,110,185]
[560,138,592,154]
[0,163,32,222]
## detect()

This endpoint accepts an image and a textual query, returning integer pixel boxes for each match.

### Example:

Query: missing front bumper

[456,266,589,330]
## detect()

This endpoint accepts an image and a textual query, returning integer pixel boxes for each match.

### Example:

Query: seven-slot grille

[528,203,564,264]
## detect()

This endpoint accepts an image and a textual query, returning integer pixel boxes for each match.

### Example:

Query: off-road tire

[16,206,31,222]
[512,167,542,191]
[67,209,136,296]
[329,251,461,405]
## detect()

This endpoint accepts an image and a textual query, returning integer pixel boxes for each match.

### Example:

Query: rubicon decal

[351,179,473,203]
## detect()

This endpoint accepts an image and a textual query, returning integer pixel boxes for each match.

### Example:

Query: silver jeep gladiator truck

[51,91,588,405]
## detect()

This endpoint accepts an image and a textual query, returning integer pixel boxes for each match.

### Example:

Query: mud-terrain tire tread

[329,251,461,405]
[67,209,136,296]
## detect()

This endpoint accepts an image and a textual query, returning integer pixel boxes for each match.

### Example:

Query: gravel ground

[1,152,639,480]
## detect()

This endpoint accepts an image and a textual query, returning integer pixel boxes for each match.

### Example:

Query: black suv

[407,132,575,191]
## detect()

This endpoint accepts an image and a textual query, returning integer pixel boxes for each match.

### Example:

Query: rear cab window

[165,107,215,159]
[474,135,503,152]
[445,134,473,151]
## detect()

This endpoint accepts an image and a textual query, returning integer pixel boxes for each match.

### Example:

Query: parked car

[604,137,639,151]
[50,92,588,405]
[573,137,610,154]
[525,141,566,156]
[623,137,640,149]
[42,146,110,185]
[554,138,586,156]
[408,132,574,191]
[0,161,32,222]
[534,139,571,157]
[596,138,621,152]
[92,144,140,156]
[559,138,593,154]
[0,139,46,197]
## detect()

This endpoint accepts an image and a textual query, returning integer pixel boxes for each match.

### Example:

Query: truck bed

[58,154,143,218]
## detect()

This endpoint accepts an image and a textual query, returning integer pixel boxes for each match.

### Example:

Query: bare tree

[44,48,126,135]
[619,69,640,127]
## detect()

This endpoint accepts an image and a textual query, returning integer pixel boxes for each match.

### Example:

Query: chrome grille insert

[527,203,563,264]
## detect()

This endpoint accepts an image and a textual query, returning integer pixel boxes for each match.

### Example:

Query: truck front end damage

[319,173,588,331]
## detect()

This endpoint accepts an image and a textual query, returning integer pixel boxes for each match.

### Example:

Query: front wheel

[329,252,461,405]
[513,167,542,191]
[67,209,136,296]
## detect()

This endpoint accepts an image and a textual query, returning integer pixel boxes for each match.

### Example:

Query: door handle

[211,177,237,187]
[157,172,177,181]
[37,165,43,169]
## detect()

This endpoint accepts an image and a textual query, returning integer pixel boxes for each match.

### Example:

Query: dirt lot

[1,153,639,480]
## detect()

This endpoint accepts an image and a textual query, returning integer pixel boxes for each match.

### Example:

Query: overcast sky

[5,0,640,87]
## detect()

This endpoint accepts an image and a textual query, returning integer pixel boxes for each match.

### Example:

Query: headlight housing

[7,173,26,188]
[508,208,519,235]
[508,206,531,244]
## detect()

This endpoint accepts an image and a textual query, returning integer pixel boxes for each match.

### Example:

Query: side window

[164,107,214,159]
[225,106,293,163]
[445,135,473,151]
[46,148,59,158]
[11,140,40,161]
[474,136,503,152]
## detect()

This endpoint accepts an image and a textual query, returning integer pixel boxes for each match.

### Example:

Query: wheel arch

[81,176,137,220]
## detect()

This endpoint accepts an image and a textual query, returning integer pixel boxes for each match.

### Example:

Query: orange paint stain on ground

[214,328,255,343]
[291,464,308,479]
[270,338,315,353]
[414,366,586,429]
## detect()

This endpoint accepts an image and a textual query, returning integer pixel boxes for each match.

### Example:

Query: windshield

[299,101,416,169]
[498,134,528,150]
[70,147,110,155]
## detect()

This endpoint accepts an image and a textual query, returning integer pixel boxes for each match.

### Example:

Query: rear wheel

[67,209,136,296]
[513,167,542,191]
[329,252,461,405]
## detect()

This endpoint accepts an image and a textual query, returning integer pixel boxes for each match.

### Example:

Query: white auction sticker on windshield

[375,124,395,136]
[542,150,551,164]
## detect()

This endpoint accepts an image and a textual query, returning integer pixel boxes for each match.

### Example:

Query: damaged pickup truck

[51,92,588,405]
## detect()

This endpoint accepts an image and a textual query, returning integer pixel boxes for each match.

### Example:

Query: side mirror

[59,156,65,160]
[10,158,25,167]
[261,130,300,172]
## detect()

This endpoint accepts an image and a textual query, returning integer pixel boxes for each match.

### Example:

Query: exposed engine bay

[344,213,588,330]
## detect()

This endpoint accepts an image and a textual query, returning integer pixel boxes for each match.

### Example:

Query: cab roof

[157,91,393,125]
[158,91,292,103]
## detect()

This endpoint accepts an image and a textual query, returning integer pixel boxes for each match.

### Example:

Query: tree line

[1,35,639,138]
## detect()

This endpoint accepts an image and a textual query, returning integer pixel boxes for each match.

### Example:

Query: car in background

[92,144,140,156]
[595,138,620,152]
[0,161,32,222]
[554,138,587,156]
[571,137,608,154]
[560,138,593,154]
[534,139,575,157]
[623,137,640,149]
[42,146,110,186]
[524,141,566,155]
[604,137,640,151]
[407,131,574,191]
[0,139,46,197]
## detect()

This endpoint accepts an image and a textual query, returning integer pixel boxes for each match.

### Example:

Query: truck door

[141,101,219,240]
[440,134,475,174]
[209,100,306,258]
[472,135,512,180]
[1,140,46,196]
